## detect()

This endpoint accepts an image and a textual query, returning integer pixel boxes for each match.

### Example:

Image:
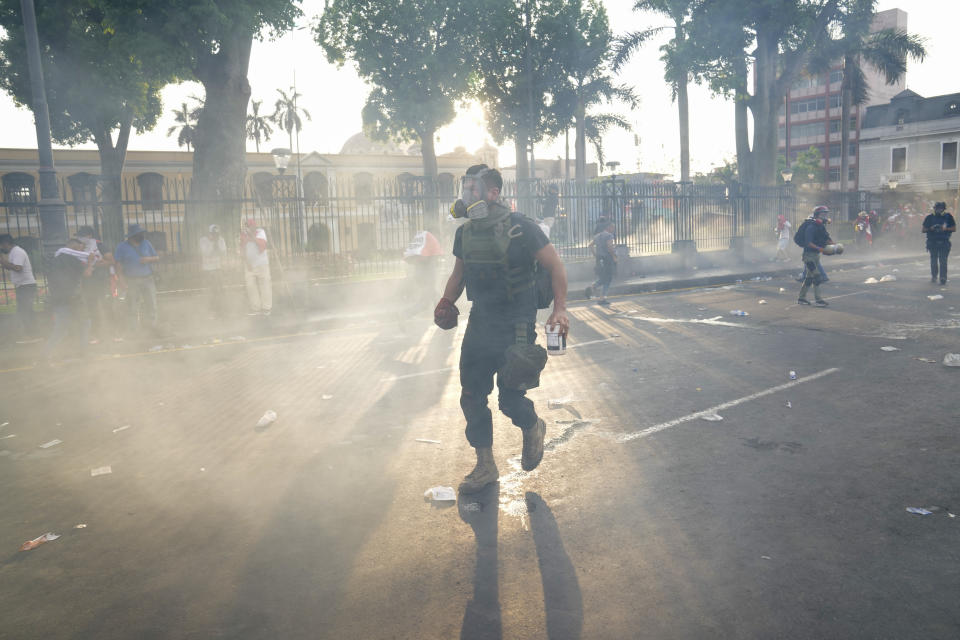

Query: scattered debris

[200,467,206,472]
[758,300,767,305]
[548,397,574,409]
[39,439,62,449]
[906,507,932,515]
[761,555,772,560]
[255,410,278,427]
[1,434,15,440]
[19,532,60,551]
[927,294,944,301]
[892,268,900,272]
[778,288,786,293]
[423,486,456,502]
[789,371,798,380]
[0,421,8,428]
[148,345,165,352]
[943,353,960,367]
[700,413,724,422]
[785,401,792,409]
[880,346,901,352]
[74,524,87,529]
[321,394,334,400]
[864,277,879,284]
[729,310,749,316]
[914,357,937,364]
[415,438,441,444]
[112,425,131,434]
[879,275,897,282]
[90,466,112,477]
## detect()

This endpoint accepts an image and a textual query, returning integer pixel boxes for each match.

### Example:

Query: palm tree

[246,100,274,153]
[166,99,202,152]
[272,87,311,150]
[614,0,696,182]
[835,19,925,217]
[551,0,637,183]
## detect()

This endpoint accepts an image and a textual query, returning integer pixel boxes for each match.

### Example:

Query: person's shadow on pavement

[459,483,502,640]
[526,491,583,640]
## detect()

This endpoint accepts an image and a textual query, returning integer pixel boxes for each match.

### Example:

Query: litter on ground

[700,413,724,422]
[881,346,900,352]
[879,275,897,282]
[423,486,456,502]
[864,277,879,284]
[415,438,441,444]
[255,410,278,427]
[90,466,112,477]
[928,294,944,301]
[943,353,960,367]
[112,425,131,433]
[20,532,60,551]
[39,439,62,449]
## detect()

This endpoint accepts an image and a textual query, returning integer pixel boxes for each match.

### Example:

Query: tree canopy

[315,0,478,179]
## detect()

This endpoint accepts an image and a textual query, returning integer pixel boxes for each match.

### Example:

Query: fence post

[729,180,748,262]
[670,180,696,269]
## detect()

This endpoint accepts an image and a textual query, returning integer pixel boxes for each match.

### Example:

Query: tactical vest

[461,209,536,305]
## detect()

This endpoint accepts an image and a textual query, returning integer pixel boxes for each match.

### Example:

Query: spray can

[545,323,566,356]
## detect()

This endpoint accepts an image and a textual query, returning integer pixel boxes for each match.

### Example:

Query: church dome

[339,132,405,155]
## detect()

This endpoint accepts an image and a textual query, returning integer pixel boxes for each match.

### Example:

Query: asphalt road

[1,258,958,639]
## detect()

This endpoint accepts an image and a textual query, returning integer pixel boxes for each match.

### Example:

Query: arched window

[68,172,99,203]
[303,171,328,205]
[2,172,35,203]
[136,173,164,211]
[252,172,275,206]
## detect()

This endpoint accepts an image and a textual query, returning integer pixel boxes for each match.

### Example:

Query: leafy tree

[271,87,310,151]
[166,98,203,151]
[315,0,477,180]
[691,0,846,186]
[110,0,302,229]
[245,99,273,152]
[0,0,178,247]
[550,0,636,183]
[614,0,698,182]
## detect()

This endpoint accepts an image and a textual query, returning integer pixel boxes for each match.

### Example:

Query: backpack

[794,219,812,247]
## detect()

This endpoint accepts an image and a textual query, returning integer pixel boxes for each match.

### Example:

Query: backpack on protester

[794,219,813,248]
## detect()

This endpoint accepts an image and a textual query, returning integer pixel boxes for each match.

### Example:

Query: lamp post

[19,0,67,257]
[271,147,291,175]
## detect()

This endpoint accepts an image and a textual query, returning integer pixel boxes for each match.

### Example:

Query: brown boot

[521,418,546,471]
[459,447,499,494]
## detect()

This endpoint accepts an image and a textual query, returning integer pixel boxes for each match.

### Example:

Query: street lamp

[887,179,898,190]
[271,147,292,175]
[781,169,793,183]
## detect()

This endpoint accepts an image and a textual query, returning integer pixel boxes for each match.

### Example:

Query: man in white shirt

[0,234,40,343]
[199,224,227,318]
[239,218,271,316]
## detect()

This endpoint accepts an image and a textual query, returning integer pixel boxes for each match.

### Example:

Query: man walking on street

[114,224,160,336]
[797,206,840,307]
[46,237,96,358]
[922,202,955,285]
[585,219,616,305]
[240,218,271,316]
[199,224,228,317]
[434,164,569,494]
[0,234,40,343]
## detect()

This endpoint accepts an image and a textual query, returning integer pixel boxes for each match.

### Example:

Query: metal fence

[1,172,882,305]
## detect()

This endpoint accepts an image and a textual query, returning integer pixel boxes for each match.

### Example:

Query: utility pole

[524,0,536,183]
[19,0,67,257]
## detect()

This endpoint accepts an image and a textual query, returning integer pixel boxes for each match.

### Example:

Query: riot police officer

[922,202,956,285]
[434,165,569,494]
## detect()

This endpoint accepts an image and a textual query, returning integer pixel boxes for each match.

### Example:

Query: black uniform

[453,206,549,448]
[922,211,955,283]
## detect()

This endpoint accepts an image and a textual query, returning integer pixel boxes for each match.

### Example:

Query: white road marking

[824,290,869,301]
[567,337,619,349]
[619,315,753,329]
[381,366,455,381]
[617,367,840,443]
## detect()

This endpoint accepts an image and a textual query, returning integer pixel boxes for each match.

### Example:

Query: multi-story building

[858,90,960,204]
[778,8,908,191]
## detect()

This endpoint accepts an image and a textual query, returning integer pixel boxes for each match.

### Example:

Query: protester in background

[797,206,837,307]
[402,228,443,311]
[774,214,792,262]
[46,237,95,358]
[77,226,116,344]
[240,218,271,316]
[114,223,160,336]
[585,219,617,306]
[199,224,228,318]
[0,233,40,343]
[922,201,956,285]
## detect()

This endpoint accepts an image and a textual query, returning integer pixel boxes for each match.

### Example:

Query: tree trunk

[677,72,690,183]
[191,28,253,238]
[574,97,586,184]
[420,127,438,180]
[515,129,529,183]
[733,55,752,185]
[564,128,570,182]
[839,54,853,222]
[750,30,780,186]
[93,113,132,250]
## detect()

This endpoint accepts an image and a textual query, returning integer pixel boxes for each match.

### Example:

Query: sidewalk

[0,245,928,366]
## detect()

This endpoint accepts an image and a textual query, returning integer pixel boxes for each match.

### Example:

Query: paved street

[1,257,958,639]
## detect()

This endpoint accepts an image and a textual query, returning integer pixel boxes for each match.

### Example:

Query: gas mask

[451,173,490,219]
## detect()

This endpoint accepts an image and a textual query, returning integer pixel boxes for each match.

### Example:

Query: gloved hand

[434,297,459,330]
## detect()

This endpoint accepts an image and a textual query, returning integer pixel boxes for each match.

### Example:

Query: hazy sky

[0,0,957,178]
